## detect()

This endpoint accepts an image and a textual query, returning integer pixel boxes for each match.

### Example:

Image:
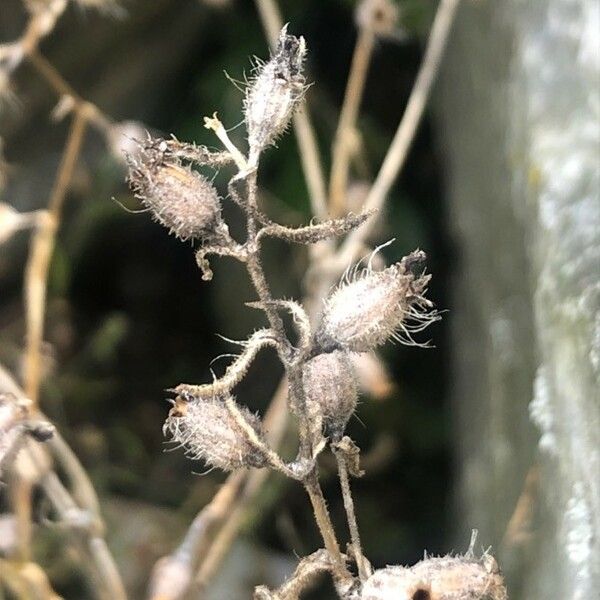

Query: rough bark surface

[437,1,599,599]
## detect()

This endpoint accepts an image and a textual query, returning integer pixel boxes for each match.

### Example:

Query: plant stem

[334,450,370,582]
[23,107,88,404]
[304,469,350,580]
[329,26,375,216]
[337,0,462,266]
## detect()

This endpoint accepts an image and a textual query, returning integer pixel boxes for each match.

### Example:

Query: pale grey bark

[437,1,599,599]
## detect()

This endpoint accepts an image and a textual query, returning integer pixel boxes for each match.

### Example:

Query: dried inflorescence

[302,350,358,442]
[244,25,307,164]
[314,250,438,353]
[126,137,229,242]
[163,393,268,471]
[127,25,507,600]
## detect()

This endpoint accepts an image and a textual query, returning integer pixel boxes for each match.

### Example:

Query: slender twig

[337,0,461,266]
[333,449,369,582]
[329,27,376,216]
[303,469,346,575]
[254,0,328,220]
[23,108,89,404]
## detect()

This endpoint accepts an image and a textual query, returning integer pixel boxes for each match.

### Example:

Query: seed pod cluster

[163,393,267,471]
[314,250,437,353]
[244,25,306,163]
[126,137,226,242]
[302,351,358,441]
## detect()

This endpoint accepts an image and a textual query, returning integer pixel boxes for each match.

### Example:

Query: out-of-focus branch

[328,24,375,217]
[23,107,89,405]
[26,49,113,133]
[254,0,328,220]
[0,363,128,600]
[337,0,461,266]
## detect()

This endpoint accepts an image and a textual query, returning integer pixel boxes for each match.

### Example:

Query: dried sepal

[360,551,508,600]
[174,329,278,398]
[126,136,228,242]
[195,241,247,281]
[257,211,373,245]
[164,393,268,471]
[244,25,307,164]
[302,351,358,441]
[315,249,439,353]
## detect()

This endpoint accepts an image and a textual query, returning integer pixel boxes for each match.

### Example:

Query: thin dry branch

[27,49,113,133]
[337,0,461,266]
[23,107,89,404]
[329,25,375,216]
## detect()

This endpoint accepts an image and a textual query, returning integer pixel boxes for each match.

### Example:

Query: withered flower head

[163,393,267,472]
[126,137,226,242]
[302,351,358,441]
[244,25,306,163]
[314,249,438,353]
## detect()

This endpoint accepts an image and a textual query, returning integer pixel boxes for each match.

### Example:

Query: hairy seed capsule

[315,250,438,353]
[127,139,226,242]
[163,394,267,471]
[360,554,507,600]
[244,25,306,163]
[302,351,358,441]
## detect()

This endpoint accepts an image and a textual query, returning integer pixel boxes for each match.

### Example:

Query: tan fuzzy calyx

[163,394,267,471]
[244,25,306,163]
[315,250,438,353]
[302,351,358,441]
[360,553,508,600]
[126,138,226,242]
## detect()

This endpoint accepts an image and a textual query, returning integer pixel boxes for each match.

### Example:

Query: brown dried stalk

[337,0,462,267]
[329,8,376,217]
[23,107,88,404]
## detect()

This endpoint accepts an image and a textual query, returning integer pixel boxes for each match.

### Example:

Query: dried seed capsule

[302,351,358,441]
[163,393,267,471]
[314,250,438,353]
[244,25,306,163]
[127,139,226,242]
[360,553,507,600]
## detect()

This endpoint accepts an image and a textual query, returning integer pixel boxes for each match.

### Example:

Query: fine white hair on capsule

[314,249,439,353]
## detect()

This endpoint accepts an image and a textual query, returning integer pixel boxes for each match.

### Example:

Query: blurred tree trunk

[436,1,599,599]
